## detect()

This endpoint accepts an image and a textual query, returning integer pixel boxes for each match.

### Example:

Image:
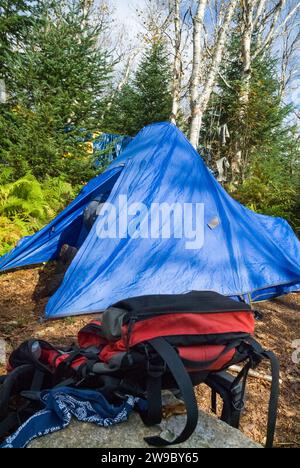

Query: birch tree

[170,0,183,124]
[189,0,208,147]
[279,20,300,98]
[166,0,192,125]
[239,1,300,106]
[104,47,140,114]
[239,1,280,111]
[189,0,238,148]
[233,0,300,177]
[136,0,172,44]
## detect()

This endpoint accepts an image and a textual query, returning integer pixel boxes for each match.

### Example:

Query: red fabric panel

[41,349,60,368]
[77,321,107,349]
[99,341,127,363]
[54,353,72,368]
[123,312,254,347]
[54,353,87,370]
[178,345,235,371]
[100,342,235,372]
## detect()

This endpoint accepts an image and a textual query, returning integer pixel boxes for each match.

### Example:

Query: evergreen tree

[0,0,34,76]
[104,84,139,136]
[134,42,172,130]
[201,36,300,230]
[0,0,34,177]
[1,0,112,183]
[106,42,172,136]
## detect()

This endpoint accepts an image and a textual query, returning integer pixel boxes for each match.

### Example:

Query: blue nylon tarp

[0,122,299,317]
[93,133,133,163]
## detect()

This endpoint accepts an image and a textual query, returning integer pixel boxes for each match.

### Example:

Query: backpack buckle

[147,361,167,378]
[147,355,167,378]
[232,398,245,412]
[144,343,167,377]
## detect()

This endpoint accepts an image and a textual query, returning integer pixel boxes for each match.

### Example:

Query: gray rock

[29,410,261,449]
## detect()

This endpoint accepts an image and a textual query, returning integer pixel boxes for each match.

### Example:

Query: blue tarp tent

[93,133,133,163]
[0,122,299,318]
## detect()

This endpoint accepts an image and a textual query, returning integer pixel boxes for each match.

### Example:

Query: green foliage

[0,173,78,255]
[43,177,78,214]
[104,84,139,136]
[106,42,172,136]
[0,216,30,257]
[0,167,13,184]
[0,0,299,257]
[202,42,291,167]
[0,0,117,256]
[0,0,111,184]
[0,0,34,73]
[202,34,300,231]
[231,155,300,232]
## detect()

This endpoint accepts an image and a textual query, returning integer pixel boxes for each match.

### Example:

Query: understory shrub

[0,173,79,256]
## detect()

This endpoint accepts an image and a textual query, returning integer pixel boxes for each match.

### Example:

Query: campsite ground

[0,266,299,448]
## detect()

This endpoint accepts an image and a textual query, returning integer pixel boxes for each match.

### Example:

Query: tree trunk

[230,0,254,182]
[234,1,267,181]
[81,0,93,32]
[170,0,182,125]
[232,0,297,182]
[189,0,238,149]
[189,0,208,147]
[105,50,138,114]
[116,52,137,94]
[240,1,254,110]
[0,79,6,104]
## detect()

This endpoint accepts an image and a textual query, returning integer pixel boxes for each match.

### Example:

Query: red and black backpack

[0,291,280,448]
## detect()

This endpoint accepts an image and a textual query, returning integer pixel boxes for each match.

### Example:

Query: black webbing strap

[262,350,280,449]
[143,337,198,447]
[30,369,45,392]
[240,338,280,449]
[211,389,217,414]
[0,367,45,439]
[0,365,34,425]
[140,373,163,427]
[0,403,40,439]
[0,412,21,438]
[230,359,252,411]
[245,338,280,449]
[18,369,47,406]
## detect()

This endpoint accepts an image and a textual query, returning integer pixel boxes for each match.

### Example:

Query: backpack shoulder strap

[142,337,199,447]
[0,365,44,439]
[261,350,280,449]
[245,338,280,449]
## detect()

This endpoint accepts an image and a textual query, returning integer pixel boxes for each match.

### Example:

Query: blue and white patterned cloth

[1,387,145,449]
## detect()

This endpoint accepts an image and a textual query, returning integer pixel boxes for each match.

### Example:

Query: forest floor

[0,266,299,448]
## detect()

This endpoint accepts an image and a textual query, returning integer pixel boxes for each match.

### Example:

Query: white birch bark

[189,0,208,147]
[0,79,7,104]
[240,1,255,109]
[105,49,139,113]
[171,0,182,124]
[81,0,93,32]
[252,0,267,30]
[189,0,238,148]
[253,0,285,58]
[233,0,255,181]
[116,51,138,94]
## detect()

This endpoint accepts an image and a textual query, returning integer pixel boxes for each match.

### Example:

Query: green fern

[11,175,44,202]
[0,173,79,255]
